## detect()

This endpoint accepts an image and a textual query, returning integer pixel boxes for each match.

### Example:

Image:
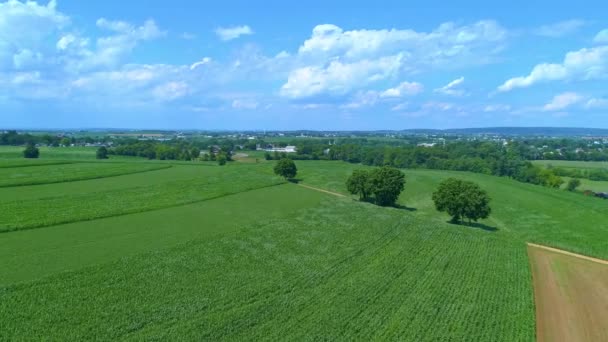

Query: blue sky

[2,0,608,130]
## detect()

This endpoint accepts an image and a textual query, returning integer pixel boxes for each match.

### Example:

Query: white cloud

[280,54,404,98]
[594,29,608,44]
[153,81,189,101]
[498,46,608,92]
[585,97,608,109]
[542,92,583,111]
[281,21,504,99]
[232,99,258,109]
[298,21,506,62]
[534,20,585,37]
[422,101,455,111]
[0,0,68,69]
[380,81,423,97]
[190,57,212,70]
[434,76,465,96]
[215,25,253,41]
[483,104,511,112]
[391,103,409,111]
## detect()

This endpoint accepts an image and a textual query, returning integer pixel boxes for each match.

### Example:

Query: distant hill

[399,127,608,136]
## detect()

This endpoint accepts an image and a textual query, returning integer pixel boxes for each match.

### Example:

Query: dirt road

[528,244,608,342]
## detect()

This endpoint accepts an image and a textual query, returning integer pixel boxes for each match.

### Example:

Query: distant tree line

[313,141,564,189]
[1,130,107,146]
[109,141,201,161]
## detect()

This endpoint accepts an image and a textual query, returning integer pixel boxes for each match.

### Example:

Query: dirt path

[528,244,608,342]
[298,184,346,198]
[527,243,608,265]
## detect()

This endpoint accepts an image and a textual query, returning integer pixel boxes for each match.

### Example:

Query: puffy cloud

[434,77,465,96]
[380,81,424,97]
[534,20,585,37]
[215,25,253,41]
[498,46,608,91]
[298,21,506,62]
[281,21,505,99]
[280,54,404,98]
[0,0,68,69]
[594,29,608,44]
[542,92,583,111]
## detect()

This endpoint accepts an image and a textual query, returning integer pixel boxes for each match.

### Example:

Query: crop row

[0,163,171,187]
[0,169,284,232]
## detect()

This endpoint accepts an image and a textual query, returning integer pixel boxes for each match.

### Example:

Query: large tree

[274,158,297,179]
[96,147,109,159]
[369,166,406,206]
[346,169,373,201]
[23,143,39,159]
[432,178,491,224]
[566,178,581,192]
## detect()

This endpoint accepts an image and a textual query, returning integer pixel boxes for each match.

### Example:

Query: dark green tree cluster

[274,158,297,179]
[96,147,109,159]
[346,166,405,207]
[23,143,39,159]
[432,178,491,224]
[110,141,202,161]
[566,178,581,192]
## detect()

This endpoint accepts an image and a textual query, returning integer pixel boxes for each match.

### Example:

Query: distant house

[259,144,297,153]
[417,143,436,148]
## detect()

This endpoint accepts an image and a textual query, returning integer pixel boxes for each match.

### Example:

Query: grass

[0,196,534,341]
[0,162,171,187]
[532,160,608,170]
[1,157,608,340]
[0,184,325,285]
[0,164,284,232]
[296,161,608,259]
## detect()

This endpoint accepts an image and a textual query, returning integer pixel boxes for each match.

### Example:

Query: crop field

[0,162,171,187]
[532,160,608,170]
[1,153,607,340]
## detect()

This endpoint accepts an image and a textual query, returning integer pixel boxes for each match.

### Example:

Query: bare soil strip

[528,244,608,342]
[298,184,346,197]
[528,243,608,265]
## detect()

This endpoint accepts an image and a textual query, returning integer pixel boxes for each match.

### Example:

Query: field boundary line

[298,184,346,197]
[527,243,608,265]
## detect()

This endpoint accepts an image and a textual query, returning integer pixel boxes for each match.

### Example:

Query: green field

[1,149,607,340]
[532,160,608,170]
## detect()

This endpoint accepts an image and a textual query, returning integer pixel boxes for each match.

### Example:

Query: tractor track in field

[298,184,346,198]
[527,243,608,265]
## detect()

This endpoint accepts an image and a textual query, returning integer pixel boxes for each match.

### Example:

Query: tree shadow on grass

[393,204,418,212]
[287,178,302,184]
[447,220,498,232]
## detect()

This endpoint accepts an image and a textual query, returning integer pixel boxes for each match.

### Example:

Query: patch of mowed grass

[0,164,284,232]
[0,197,534,341]
[0,162,171,187]
[532,159,608,170]
[0,184,325,285]
[296,161,608,259]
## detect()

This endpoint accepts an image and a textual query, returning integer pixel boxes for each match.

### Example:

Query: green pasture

[532,159,608,170]
[1,156,607,340]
